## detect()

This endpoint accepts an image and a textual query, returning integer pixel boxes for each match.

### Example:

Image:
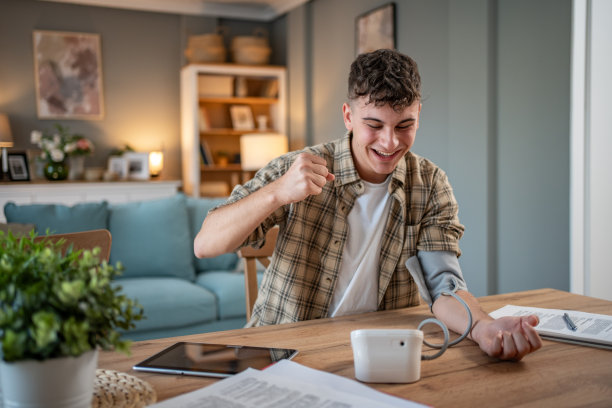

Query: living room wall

[287,0,571,296]
[0,0,571,298]
[0,0,284,180]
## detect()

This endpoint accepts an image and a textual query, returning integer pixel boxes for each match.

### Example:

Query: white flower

[53,134,61,145]
[50,149,65,162]
[42,139,55,151]
[64,142,76,153]
[31,130,42,144]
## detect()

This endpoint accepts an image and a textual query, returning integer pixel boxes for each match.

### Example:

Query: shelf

[181,63,286,197]
[200,164,257,173]
[200,128,276,136]
[199,97,278,105]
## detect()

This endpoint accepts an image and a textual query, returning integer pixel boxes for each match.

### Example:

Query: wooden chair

[33,229,112,262]
[238,226,279,321]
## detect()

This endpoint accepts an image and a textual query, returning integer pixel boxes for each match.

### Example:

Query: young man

[195,49,542,361]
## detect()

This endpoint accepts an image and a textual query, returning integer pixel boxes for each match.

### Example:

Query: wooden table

[99,289,612,407]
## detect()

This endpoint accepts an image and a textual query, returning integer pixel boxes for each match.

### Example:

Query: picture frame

[7,153,31,181]
[355,3,396,56]
[33,30,105,120]
[124,152,150,180]
[229,105,255,131]
[107,156,128,180]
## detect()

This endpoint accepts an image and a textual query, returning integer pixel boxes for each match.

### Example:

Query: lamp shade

[149,151,164,177]
[0,114,13,148]
[240,133,288,171]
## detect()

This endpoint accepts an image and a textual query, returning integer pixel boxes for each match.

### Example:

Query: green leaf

[0,232,143,362]
[32,311,60,349]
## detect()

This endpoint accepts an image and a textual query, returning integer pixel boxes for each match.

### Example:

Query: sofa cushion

[116,277,217,332]
[4,201,109,234]
[195,270,263,320]
[109,194,195,281]
[186,196,238,272]
[4,201,108,234]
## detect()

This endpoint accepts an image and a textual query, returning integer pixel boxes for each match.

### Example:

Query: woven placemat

[92,369,157,408]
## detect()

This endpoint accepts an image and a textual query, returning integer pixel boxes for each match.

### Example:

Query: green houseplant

[0,231,143,407]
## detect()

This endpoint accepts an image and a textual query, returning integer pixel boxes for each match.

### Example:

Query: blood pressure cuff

[405,251,468,308]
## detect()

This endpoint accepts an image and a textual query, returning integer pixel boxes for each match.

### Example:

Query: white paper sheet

[149,360,427,408]
[266,360,426,407]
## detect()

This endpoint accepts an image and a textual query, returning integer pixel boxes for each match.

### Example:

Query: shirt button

[333,240,340,247]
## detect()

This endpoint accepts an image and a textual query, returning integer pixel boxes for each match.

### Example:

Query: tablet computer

[133,342,298,378]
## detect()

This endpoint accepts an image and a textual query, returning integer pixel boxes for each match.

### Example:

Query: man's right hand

[195,153,334,258]
[270,153,335,205]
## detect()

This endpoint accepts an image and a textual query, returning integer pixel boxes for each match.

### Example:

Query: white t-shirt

[330,177,392,317]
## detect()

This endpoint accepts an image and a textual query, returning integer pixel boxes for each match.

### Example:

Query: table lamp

[240,133,288,171]
[0,114,14,180]
[149,151,164,177]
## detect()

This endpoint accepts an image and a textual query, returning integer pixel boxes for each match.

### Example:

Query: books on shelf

[199,141,213,166]
[490,304,612,350]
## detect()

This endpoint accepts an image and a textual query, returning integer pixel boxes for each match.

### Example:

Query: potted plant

[0,231,143,408]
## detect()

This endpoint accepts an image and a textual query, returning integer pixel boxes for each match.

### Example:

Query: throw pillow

[109,194,196,281]
[4,201,109,234]
[186,196,238,272]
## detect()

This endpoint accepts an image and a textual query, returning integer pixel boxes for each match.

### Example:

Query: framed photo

[7,153,30,181]
[107,156,128,180]
[33,30,105,120]
[356,3,396,55]
[124,152,150,180]
[230,105,255,131]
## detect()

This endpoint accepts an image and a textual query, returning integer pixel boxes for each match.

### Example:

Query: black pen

[563,312,578,331]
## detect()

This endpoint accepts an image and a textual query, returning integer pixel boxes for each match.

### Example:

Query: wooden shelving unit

[181,63,286,197]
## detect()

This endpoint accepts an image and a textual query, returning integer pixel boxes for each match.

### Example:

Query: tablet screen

[133,342,298,378]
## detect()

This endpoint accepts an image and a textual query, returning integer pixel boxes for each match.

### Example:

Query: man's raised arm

[194,152,335,258]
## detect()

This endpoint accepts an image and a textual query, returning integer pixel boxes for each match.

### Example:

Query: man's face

[343,97,421,183]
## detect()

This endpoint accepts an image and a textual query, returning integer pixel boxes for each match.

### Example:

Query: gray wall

[0,0,571,296]
[0,0,183,178]
[288,0,571,296]
[0,0,282,180]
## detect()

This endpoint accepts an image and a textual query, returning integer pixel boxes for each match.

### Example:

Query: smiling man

[195,49,542,361]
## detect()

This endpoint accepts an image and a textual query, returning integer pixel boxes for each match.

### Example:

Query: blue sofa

[4,194,258,341]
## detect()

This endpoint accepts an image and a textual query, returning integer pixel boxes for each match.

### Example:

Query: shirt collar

[333,132,407,190]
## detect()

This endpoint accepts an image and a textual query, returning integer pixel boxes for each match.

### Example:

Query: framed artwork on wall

[7,153,30,181]
[32,30,105,120]
[355,3,396,56]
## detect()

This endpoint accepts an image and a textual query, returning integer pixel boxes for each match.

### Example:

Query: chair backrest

[33,229,112,262]
[238,226,279,321]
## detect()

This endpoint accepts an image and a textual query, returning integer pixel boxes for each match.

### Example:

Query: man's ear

[342,103,353,131]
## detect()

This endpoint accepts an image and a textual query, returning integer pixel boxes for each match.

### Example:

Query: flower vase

[44,161,69,181]
[68,156,85,180]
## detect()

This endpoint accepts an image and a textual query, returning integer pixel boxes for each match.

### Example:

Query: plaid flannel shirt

[217,133,464,327]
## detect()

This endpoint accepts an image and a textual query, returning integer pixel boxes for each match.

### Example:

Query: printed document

[490,304,612,349]
[149,360,426,408]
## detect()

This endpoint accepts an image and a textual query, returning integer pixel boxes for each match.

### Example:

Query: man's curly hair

[348,49,421,111]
